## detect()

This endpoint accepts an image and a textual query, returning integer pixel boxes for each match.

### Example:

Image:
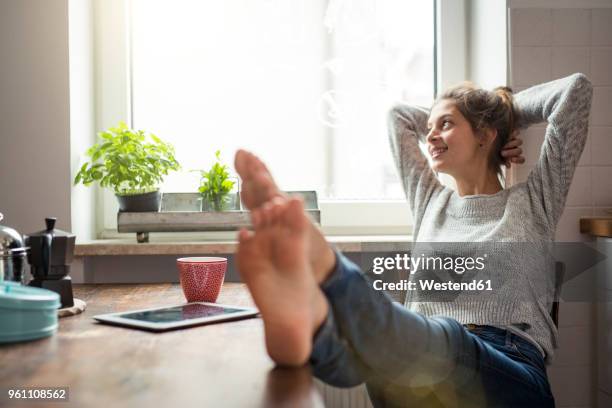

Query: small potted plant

[197,150,236,211]
[73,121,180,212]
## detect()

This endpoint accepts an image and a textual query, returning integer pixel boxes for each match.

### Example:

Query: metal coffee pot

[0,213,28,284]
[26,217,76,308]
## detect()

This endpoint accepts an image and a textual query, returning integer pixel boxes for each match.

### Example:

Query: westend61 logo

[372,253,487,275]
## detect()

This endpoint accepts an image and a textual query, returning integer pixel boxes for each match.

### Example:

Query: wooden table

[0,284,324,408]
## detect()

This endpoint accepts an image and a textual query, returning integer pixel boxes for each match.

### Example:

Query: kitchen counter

[580,217,612,238]
[0,283,323,408]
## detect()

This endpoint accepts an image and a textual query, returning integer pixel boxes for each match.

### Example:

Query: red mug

[176,257,227,302]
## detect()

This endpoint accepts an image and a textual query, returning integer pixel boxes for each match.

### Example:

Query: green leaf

[197,150,235,210]
[72,121,180,193]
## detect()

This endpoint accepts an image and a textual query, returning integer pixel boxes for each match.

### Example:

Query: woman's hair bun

[493,86,516,136]
[494,86,514,105]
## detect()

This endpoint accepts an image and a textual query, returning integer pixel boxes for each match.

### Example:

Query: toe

[285,199,306,232]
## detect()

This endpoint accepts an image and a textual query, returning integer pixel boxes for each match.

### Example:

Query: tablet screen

[119,304,243,323]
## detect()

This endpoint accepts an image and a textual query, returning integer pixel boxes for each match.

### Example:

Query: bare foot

[234,150,336,283]
[236,198,329,366]
[234,149,285,210]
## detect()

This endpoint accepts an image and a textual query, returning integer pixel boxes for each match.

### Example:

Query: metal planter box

[159,193,241,212]
[118,191,320,243]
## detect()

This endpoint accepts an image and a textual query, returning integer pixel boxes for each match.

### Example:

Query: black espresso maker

[26,217,75,308]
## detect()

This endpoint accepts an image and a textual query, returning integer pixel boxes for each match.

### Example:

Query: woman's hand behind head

[501,131,525,168]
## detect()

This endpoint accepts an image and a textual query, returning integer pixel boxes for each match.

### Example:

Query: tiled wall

[510,5,612,407]
[510,7,612,241]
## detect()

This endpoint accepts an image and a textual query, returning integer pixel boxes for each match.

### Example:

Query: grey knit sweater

[388,73,593,361]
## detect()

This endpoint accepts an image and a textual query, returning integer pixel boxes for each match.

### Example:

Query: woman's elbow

[570,73,593,95]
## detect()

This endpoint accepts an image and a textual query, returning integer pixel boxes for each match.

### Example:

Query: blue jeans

[309,252,555,407]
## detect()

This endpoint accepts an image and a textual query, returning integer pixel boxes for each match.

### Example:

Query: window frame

[93,0,465,238]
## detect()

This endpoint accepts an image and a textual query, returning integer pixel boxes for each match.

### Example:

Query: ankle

[310,288,329,337]
[309,228,337,284]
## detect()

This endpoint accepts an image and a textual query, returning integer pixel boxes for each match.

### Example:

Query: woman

[234,73,593,407]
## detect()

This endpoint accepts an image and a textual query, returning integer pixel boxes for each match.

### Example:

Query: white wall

[437,0,467,91]
[0,0,72,234]
[467,0,508,89]
[509,2,612,407]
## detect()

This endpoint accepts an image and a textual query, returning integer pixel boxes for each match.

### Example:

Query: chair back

[551,261,565,327]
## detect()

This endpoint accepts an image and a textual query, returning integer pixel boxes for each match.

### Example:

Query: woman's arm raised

[513,73,593,229]
[387,105,443,225]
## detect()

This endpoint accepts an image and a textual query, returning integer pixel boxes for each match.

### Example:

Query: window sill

[75,235,413,256]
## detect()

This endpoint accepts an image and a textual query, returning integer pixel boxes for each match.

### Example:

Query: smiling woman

[424,84,522,196]
[233,73,594,407]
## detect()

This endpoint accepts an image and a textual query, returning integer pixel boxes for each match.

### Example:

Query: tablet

[93,302,259,331]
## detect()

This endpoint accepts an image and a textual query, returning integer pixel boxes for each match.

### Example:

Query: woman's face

[426,99,484,176]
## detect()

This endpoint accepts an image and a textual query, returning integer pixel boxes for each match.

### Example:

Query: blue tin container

[0,282,60,343]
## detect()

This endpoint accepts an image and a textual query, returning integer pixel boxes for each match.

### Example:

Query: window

[130,0,434,197]
[95,0,440,235]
